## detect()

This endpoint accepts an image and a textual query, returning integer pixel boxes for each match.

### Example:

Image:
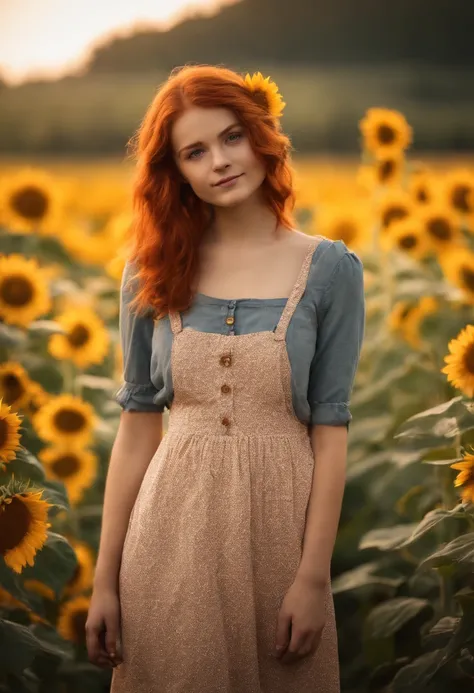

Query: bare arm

[295,424,348,587]
[93,411,164,592]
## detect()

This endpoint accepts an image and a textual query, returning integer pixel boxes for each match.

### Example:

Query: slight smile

[214,174,244,187]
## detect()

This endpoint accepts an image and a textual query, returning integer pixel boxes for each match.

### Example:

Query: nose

[211,145,231,171]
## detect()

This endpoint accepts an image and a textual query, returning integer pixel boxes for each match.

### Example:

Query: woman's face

[172,106,266,207]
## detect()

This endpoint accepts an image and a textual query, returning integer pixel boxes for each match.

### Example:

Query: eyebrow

[178,123,241,156]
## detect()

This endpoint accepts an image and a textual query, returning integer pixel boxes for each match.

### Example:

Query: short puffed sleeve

[308,250,365,427]
[114,261,165,412]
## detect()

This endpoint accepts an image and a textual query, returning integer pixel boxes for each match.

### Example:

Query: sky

[0,0,234,85]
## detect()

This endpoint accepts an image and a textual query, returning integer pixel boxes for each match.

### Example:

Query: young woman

[86,64,365,693]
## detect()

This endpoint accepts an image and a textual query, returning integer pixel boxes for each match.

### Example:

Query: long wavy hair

[124,63,297,320]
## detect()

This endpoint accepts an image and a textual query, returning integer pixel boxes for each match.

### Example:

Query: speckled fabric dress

[110,237,340,693]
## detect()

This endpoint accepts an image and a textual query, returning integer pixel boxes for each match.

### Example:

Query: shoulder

[308,237,364,293]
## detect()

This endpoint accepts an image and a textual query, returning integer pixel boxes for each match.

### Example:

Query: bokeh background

[1,2,474,692]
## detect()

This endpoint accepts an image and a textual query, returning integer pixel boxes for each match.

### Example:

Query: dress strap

[169,311,183,334]
[273,236,323,342]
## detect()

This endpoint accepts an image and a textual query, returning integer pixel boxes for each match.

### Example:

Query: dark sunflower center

[378,159,396,183]
[377,124,396,145]
[399,234,418,250]
[464,343,474,375]
[0,496,32,554]
[67,324,90,348]
[0,417,9,450]
[382,205,408,229]
[335,222,357,245]
[400,304,414,320]
[451,184,472,214]
[51,454,80,478]
[461,266,474,293]
[0,275,34,307]
[11,186,49,221]
[1,374,26,406]
[71,609,88,643]
[416,186,429,203]
[427,217,452,241]
[53,408,86,434]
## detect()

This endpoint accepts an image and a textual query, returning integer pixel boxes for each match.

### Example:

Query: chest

[195,243,311,299]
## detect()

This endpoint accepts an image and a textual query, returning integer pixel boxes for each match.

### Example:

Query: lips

[214,174,243,186]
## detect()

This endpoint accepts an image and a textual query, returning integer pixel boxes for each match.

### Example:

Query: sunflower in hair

[243,72,286,118]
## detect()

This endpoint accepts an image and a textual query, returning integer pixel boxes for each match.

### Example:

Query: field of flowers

[1,108,474,693]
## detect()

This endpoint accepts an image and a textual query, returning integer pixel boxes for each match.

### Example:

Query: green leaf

[76,374,118,392]
[0,560,31,604]
[365,597,432,640]
[20,533,77,599]
[391,650,445,692]
[394,396,474,443]
[419,531,474,571]
[40,478,71,514]
[0,447,46,483]
[332,561,404,594]
[27,320,66,336]
[0,619,40,675]
[0,322,27,347]
[360,523,418,551]
[394,503,469,548]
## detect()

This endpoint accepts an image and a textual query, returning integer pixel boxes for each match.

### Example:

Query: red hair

[124,63,297,320]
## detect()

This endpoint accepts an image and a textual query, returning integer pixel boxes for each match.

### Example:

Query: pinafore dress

[110,237,340,693]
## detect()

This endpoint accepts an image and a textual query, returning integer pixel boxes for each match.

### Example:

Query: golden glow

[0,1,236,85]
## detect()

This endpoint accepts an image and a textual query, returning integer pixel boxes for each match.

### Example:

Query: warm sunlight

[0,0,236,85]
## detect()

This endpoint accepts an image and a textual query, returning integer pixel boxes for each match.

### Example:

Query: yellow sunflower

[0,399,22,469]
[377,189,414,233]
[417,204,463,253]
[357,153,404,191]
[451,449,474,504]
[23,579,56,601]
[24,381,52,420]
[0,486,52,573]
[0,167,65,235]
[0,584,49,624]
[33,393,96,447]
[388,297,439,349]
[444,168,474,217]
[315,202,373,250]
[243,72,286,118]
[57,594,91,644]
[439,247,474,305]
[48,306,110,369]
[61,224,116,266]
[381,216,432,261]
[62,540,95,596]
[441,324,474,397]
[0,361,32,411]
[408,168,442,206]
[39,444,98,505]
[359,108,412,157]
[0,254,52,327]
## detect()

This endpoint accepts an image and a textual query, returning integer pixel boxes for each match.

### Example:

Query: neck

[204,196,289,248]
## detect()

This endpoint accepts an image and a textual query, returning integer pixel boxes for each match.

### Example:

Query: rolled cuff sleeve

[115,261,165,413]
[114,382,165,412]
[308,251,365,427]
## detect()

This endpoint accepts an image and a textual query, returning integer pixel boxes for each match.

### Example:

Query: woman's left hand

[274,575,326,665]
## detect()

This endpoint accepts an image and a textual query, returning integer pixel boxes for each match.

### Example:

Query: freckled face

[171,106,266,207]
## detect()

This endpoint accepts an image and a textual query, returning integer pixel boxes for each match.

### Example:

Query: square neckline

[193,236,329,306]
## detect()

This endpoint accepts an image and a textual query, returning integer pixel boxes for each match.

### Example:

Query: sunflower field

[1,108,474,693]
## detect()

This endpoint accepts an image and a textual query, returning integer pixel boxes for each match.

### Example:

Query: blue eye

[188,148,204,160]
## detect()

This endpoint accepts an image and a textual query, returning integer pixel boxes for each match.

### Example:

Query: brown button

[221,416,231,426]
[225,316,235,325]
[220,354,232,367]
[221,384,231,394]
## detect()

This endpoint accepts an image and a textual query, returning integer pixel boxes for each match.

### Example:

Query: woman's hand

[86,587,123,669]
[274,576,327,665]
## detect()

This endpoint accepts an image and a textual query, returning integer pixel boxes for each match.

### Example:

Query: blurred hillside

[1,0,473,156]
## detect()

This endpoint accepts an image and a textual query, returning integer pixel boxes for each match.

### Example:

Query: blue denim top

[115,237,365,428]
